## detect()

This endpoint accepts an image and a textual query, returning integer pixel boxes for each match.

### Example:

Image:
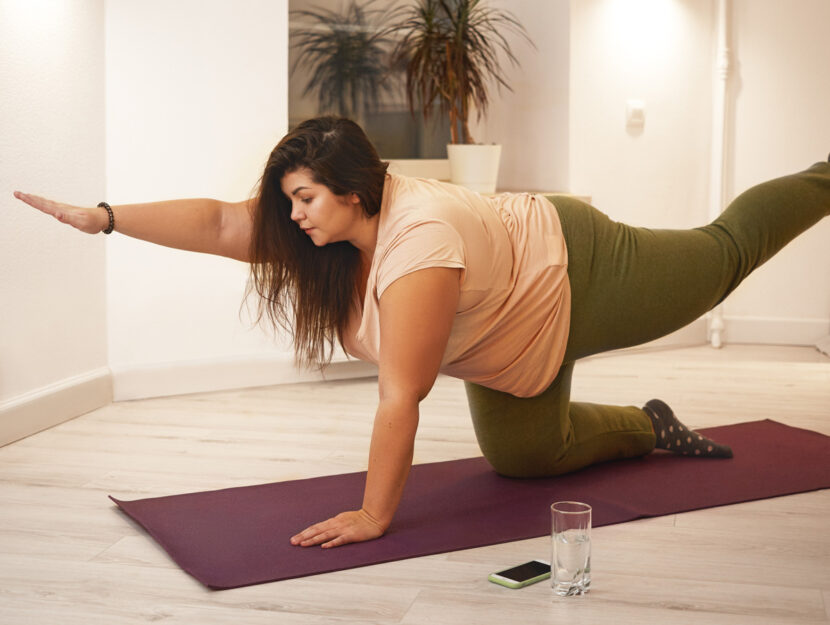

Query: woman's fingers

[321,535,348,549]
[15,191,76,220]
[290,522,331,547]
[291,520,343,547]
[14,191,61,216]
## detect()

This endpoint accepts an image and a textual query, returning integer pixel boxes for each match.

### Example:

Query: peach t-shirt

[342,173,571,398]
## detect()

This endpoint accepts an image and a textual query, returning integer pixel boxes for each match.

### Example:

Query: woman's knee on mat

[464,377,575,478]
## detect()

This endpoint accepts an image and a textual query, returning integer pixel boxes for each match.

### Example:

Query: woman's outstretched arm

[12,192,254,262]
[290,266,462,548]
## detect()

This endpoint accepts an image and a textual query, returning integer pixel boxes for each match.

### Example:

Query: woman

[14,116,830,550]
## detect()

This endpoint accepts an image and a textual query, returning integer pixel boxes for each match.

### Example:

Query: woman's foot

[643,399,733,458]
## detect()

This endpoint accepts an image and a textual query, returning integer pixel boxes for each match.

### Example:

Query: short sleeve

[375,219,467,298]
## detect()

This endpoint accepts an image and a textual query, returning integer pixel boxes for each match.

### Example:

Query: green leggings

[465,161,830,477]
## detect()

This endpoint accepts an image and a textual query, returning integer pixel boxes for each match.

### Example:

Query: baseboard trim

[722,315,830,346]
[604,315,829,355]
[0,368,113,447]
[112,353,379,401]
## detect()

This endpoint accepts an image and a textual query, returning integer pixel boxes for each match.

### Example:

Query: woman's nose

[290,202,304,222]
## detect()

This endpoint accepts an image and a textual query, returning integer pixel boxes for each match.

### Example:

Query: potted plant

[389,0,534,192]
[290,0,399,125]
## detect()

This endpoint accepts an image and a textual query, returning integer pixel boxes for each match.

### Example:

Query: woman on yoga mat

[14,116,830,549]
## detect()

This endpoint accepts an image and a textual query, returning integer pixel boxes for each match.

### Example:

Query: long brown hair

[246,116,389,369]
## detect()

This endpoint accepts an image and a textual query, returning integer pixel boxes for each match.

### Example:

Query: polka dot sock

[643,399,733,458]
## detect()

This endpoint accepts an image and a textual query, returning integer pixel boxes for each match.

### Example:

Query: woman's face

[280,167,362,247]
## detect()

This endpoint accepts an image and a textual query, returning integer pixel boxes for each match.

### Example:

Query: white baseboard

[610,316,829,354]
[722,315,830,346]
[0,368,113,447]
[112,353,379,401]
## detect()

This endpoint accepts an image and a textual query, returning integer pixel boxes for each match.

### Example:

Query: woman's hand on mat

[290,508,386,548]
[13,191,108,234]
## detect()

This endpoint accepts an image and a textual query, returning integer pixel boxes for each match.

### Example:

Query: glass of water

[551,501,592,596]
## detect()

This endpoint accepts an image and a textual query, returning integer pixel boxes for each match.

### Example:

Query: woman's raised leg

[558,160,830,362]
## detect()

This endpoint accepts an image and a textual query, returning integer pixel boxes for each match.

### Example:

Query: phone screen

[496,560,551,582]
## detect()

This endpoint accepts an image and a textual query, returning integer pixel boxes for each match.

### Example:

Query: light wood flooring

[1,344,829,624]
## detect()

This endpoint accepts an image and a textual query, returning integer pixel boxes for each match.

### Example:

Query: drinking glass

[551,501,592,596]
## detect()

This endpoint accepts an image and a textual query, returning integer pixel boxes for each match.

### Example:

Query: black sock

[643,399,733,458]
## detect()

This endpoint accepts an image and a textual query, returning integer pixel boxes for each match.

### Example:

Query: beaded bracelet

[98,201,114,234]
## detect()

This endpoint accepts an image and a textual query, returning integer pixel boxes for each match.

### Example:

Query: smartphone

[488,559,551,589]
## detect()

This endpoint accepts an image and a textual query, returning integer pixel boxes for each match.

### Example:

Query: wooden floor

[1,344,829,624]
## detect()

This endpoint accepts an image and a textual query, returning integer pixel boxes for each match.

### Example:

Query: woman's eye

[301,198,312,204]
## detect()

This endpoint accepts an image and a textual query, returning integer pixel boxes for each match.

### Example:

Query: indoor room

[1,0,829,623]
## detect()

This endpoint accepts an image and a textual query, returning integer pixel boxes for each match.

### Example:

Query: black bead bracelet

[98,201,114,234]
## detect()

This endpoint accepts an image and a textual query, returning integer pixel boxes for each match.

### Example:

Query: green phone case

[487,570,551,589]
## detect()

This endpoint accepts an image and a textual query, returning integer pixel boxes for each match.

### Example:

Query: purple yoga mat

[110,420,830,589]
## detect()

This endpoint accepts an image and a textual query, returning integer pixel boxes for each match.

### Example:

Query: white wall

[0,0,110,444]
[567,0,714,347]
[722,0,830,344]
[471,0,571,193]
[105,0,301,399]
[569,0,830,345]
[2,0,373,422]
[570,0,714,228]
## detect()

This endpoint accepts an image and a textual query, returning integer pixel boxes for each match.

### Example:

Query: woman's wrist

[97,201,115,234]
[360,506,393,532]
[95,206,108,233]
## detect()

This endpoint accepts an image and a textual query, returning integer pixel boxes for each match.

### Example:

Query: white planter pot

[446,143,502,193]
